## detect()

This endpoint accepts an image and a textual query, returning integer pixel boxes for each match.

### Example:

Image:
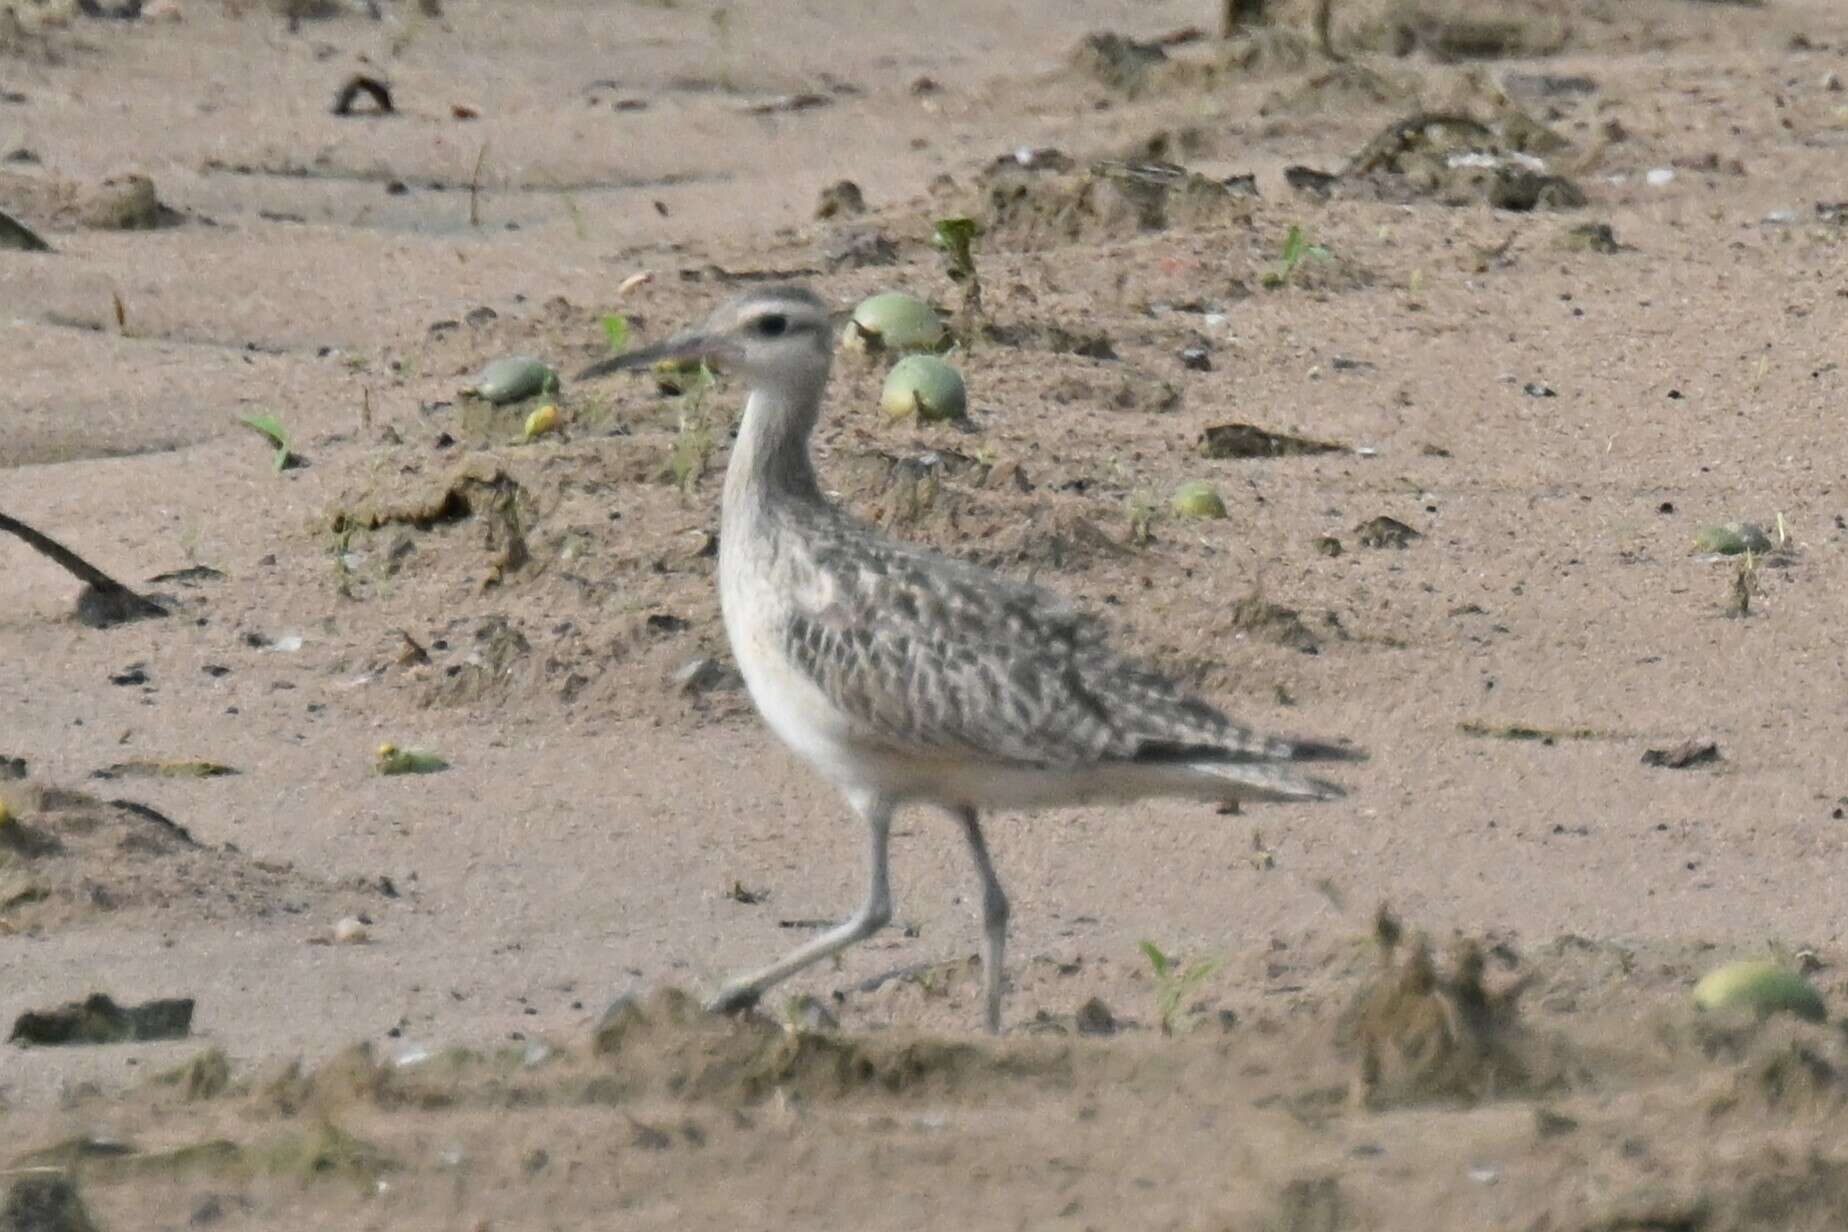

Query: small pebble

[333,916,370,945]
[1645,167,1675,187]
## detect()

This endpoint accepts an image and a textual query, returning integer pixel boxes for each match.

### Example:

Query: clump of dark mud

[1337,909,1540,1109]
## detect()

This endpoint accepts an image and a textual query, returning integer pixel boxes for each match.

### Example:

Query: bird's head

[577,284,836,391]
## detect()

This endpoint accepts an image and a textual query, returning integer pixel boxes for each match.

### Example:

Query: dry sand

[3,0,1848,1227]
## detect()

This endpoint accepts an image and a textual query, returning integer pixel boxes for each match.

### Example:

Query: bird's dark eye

[756,313,789,337]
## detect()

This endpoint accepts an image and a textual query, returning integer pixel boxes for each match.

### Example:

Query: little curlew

[579,286,1362,1032]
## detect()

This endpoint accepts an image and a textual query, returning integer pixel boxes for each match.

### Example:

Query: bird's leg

[706,791,894,1017]
[952,806,1010,1034]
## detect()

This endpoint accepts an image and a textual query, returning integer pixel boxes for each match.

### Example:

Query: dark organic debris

[1339,908,1535,1110]
[1642,740,1720,770]
[108,798,199,847]
[672,657,743,696]
[152,1048,232,1100]
[1459,720,1605,744]
[0,512,167,628]
[1075,997,1119,1036]
[1,1174,100,1232]
[0,756,25,781]
[1557,221,1622,253]
[1335,112,1583,211]
[1284,165,1340,198]
[11,993,194,1047]
[980,159,1254,248]
[0,811,63,859]
[743,92,830,116]
[326,456,524,547]
[331,74,393,117]
[981,320,1118,360]
[813,179,865,219]
[145,564,225,586]
[0,204,50,251]
[90,760,236,781]
[1200,422,1347,459]
[821,225,897,268]
[1355,516,1421,549]
[1072,31,1168,94]
[1228,592,1322,654]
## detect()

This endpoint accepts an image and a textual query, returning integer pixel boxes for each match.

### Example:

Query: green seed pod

[1692,960,1825,1022]
[472,357,557,405]
[844,291,945,355]
[1693,523,1773,556]
[881,355,967,422]
[1169,480,1228,519]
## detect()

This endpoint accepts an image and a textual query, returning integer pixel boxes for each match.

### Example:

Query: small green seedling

[237,412,299,471]
[1262,224,1332,289]
[1139,940,1223,1035]
[601,313,629,354]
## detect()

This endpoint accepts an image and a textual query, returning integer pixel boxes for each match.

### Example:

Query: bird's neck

[723,377,828,520]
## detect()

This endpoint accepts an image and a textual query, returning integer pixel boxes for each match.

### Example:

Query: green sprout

[1261,224,1332,289]
[1139,940,1223,1035]
[237,412,300,471]
[601,313,629,354]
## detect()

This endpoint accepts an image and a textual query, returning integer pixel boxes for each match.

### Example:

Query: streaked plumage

[579,285,1361,1032]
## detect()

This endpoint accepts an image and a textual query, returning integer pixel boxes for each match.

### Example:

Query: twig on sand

[0,512,167,627]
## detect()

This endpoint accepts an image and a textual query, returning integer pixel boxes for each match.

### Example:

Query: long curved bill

[576,330,718,381]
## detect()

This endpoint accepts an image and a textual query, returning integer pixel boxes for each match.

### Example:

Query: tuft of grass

[1138,940,1223,1036]
[933,216,984,338]
[1125,489,1158,545]
[665,364,719,497]
[1261,223,1331,289]
[1728,550,1761,618]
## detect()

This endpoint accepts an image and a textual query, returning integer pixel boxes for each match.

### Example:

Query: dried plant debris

[0,511,167,627]
[10,993,194,1046]
[1394,2,1570,61]
[813,179,865,219]
[1339,908,1536,1109]
[1200,422,1347,459]
[0,204,50,250]
[1070,31,1170,95]
[330,73,393,116]
[1458,720,1607,743]
[979,160,1256,249]
[0,1175,99,1232]
[1354,515,1420,548]
[327,455,524,533]
[1556,221,1622,253]
[90,760,237,781]
[1227,592,1323,654]
[1296,109,1584,210]
[1641,739,1720,769]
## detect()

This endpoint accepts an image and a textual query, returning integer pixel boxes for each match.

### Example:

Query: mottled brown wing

[783,534,1262,770]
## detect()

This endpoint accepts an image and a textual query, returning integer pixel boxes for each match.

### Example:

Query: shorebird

[579,286,1361,1032]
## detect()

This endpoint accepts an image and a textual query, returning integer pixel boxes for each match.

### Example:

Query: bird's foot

[704,980,762,1018]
